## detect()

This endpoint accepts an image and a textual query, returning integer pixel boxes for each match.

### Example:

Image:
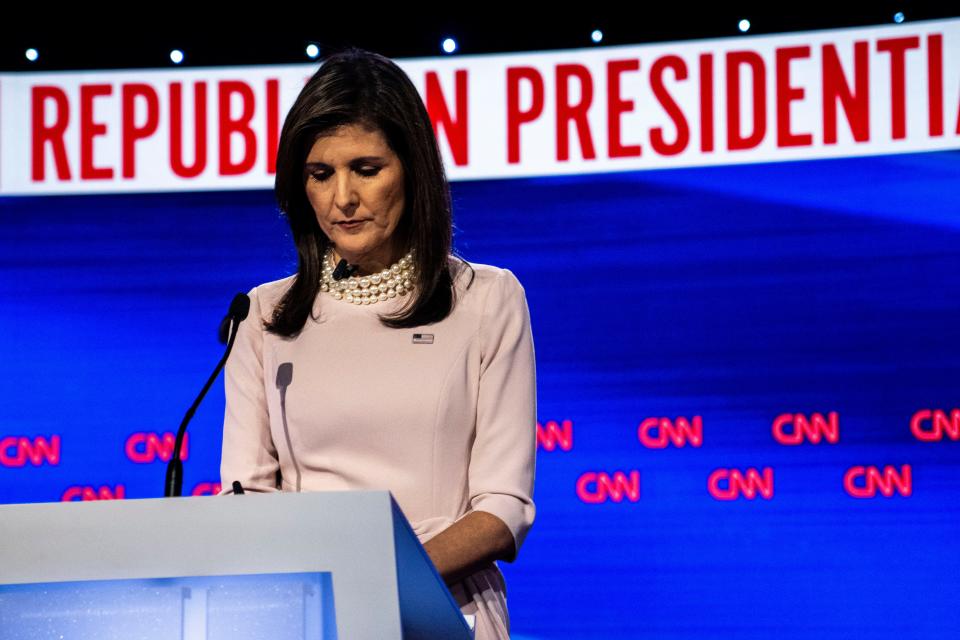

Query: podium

[0,490,475,639]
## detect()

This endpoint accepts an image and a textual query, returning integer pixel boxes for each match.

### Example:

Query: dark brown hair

[270,45,474,337]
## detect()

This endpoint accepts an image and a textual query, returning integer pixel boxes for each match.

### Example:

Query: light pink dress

[217,258,537,639]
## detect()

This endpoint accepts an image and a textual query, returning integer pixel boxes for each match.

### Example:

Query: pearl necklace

[320,246,417,305]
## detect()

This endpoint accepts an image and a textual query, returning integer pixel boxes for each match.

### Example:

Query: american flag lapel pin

[412,333,434,344]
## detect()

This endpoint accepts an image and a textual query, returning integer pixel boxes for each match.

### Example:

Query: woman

[218,46,537,639]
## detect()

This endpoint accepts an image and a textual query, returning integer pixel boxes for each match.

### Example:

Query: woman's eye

[310,167,379,182]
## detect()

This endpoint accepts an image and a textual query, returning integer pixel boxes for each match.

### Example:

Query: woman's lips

[337,220,367,231]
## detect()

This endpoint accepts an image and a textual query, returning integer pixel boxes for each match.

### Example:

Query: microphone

[164,292,251,498]
[218,294,251,345]
[332,258,358,281]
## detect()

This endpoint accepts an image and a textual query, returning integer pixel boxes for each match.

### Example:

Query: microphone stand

[164,294,250,498]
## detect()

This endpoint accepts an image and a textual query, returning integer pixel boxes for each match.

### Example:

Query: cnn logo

[844,465,912,498]
[0,435,60,467]
[772,412,839,444]
[61,485,126,501]
[125,432,189,463]
[577,470,640,503]
[911,409,960,441]
[708,467,774,500]
[638,416,703,448]
[537,419,573,451]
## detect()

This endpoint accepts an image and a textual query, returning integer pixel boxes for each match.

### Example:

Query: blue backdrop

[1,149,958,638]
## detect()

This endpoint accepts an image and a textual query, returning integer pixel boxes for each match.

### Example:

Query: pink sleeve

[217,285,282,496]
[469,268,538,562]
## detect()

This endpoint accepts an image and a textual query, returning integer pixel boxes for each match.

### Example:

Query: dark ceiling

[2,4,957,72]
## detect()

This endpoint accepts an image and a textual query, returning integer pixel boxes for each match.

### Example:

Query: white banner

[1,18,958,195]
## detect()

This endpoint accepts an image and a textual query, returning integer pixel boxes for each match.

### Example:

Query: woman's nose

[334,173,359,212]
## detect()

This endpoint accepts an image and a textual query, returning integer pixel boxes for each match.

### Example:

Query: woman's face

[305,123,406,273]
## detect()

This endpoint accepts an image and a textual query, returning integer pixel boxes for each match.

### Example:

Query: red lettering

[80,84,113,180]
[62,485,126,501]
[726,51,766,150]
[649,55,690,156]
[218,81,257,175]
[192,482,222,496]
[537,419,573,451]
[425,69,470,166]
[927,33,943,137]
[699,53,715,152]
[772,412,840,445]
[822,41,870,144]
[0,435,61,467]
[577,470,640,504]
[170,81,208,178]
[708,467,774,500]
[121,84,160,179]
[775,46,812,147]
[876,36,920,139]
[844,465,912,497]
[556,64,596,161]
[265,78,280,175]
[638,416,703,448]
[506,67,544,164]
[910,409,960,442]
[607,59,641,158]
[31,86,72,181]
[125,432,189,463]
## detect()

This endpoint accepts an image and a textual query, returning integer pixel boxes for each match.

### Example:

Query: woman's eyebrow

[304,156,386,168]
